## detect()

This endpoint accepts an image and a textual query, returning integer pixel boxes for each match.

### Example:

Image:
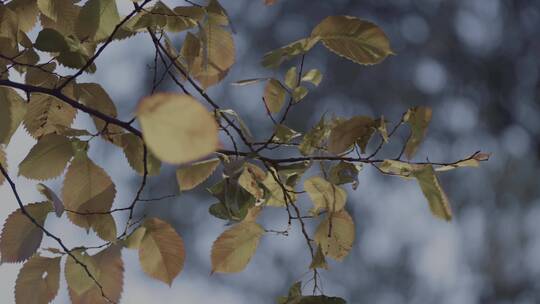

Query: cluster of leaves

[0,0,489,303]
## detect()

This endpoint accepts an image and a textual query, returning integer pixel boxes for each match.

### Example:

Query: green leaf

[0,87,27,145]
[75,0,121,41]
[301,69,323,86]
[272,124,301,144]
[328,161,361,189]
[262,37,319,68]
[0,201,53,263]
[139,218,185,286]
[67,245,124,304]
[304,176,347,215]
[404,106,432,159]
[278,281,347,304]
[176,158,220,191]
[34,28,69,52]
[284,66,298,89]
[62,154,116,229]
[292,86,309,103]
[328,116,375,154]
[299,116,332,156]
[211,221,265,273]
[311,15,393,65]
[314,210,355,261]
[264,79,287,113]
[310,245,329,270]
[412,165,452,221]
[18,134,74,180]
[15,255,61,304]
[136,93,219,164]
[208,178,255,221]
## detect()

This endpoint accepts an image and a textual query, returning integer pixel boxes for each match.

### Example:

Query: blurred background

[1,0,539,303]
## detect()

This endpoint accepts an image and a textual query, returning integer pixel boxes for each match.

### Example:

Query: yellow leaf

[404,106,432,159]
[378,159,414,178]
[435,152,490,172]
[66,245,124,303]
[314,210,355,261]
[262,172,296,207]
[412,165,452,221]
[24,93,77,139]
[0,87,27,145]
[304,176,347,215]
[312,15,393,65]
[7,0,39,32]
[15,255,61,304]
[238,163,266,199]
[262,37,319,69]
[62,154,116,229]
[18,134,74,180]
[120,133,161,176]
[190,21,235,88]
[284,66,298,89]
[292,86,308,103]
[38,0,80,35]
[309,245,329,270]
[64,250,99,296]
[0,202,52,263]
[136,93,219,164]
[301,69,323,86]
[124,226,146,250]
[176,158,220,191]
[78,83,118,132]
[264,79,287,113]
[328,116,375,154]
[211,221,265,273]
[91,214,117,242]
[139,218,185,285]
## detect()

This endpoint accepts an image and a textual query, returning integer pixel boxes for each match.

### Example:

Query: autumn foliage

[0,0,489,303]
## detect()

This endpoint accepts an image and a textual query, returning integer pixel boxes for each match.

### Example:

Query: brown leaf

[139,218,185,285]
[62,154,116,229]
[0,202,52,263]
[15,255,61,304]
[68,245,124,304]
